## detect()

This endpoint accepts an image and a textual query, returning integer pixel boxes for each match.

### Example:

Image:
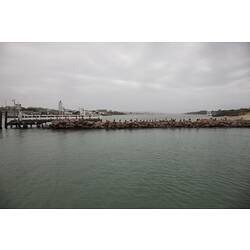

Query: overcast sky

[0,42,249,113]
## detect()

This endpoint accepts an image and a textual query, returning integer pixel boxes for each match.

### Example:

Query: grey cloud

[0,42,249,112]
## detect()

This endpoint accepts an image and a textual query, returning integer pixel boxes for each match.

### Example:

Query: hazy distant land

[185,108,250,120]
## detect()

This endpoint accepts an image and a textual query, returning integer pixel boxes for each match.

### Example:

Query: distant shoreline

[222,112,250,121]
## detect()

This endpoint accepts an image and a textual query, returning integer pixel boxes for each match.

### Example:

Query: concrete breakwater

[50,118,250,129]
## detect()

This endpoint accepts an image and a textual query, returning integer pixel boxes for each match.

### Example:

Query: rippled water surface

[1,115,250,208]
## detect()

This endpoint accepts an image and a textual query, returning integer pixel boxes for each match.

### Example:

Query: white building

[58,100,64,115]
[79,107,86,116]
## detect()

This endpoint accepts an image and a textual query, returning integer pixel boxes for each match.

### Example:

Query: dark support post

[4,111,8,129]
[0,111,2,129]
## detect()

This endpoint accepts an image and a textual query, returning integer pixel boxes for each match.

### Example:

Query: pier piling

[4,111,8,129]
[0,111,2,129]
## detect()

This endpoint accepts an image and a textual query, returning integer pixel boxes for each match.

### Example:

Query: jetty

[49,118,250,129]
[1,112,250,130]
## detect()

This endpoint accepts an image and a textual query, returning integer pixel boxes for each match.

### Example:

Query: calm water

[1,114,250,208]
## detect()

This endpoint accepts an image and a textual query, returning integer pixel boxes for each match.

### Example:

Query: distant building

[15,104,22,112]
[1,102,22,117]
[58,100,64,115]
[80,108,86,116]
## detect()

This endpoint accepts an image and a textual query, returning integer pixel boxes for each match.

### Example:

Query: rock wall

[50,118,250,129]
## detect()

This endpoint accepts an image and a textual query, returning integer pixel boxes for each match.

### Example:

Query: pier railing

[20,114,101,120]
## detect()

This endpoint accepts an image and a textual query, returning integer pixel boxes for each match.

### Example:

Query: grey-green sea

[1,114,250,208]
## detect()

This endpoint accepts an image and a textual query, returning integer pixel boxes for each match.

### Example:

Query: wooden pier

[3,112,101,129]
